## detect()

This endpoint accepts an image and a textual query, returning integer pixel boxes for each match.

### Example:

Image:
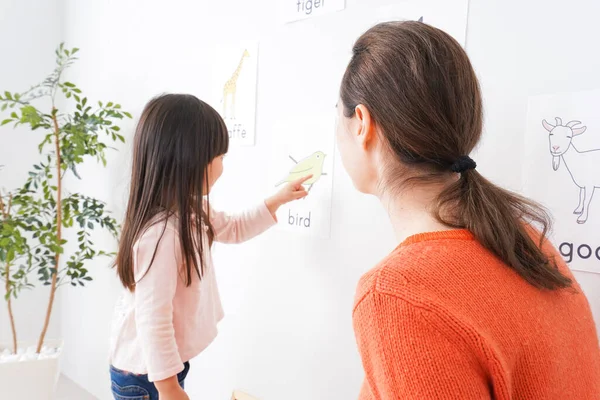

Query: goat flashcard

[268,117,334,239]
[524,89,600,274]
[541,118,599,225]
[208,42,258,146]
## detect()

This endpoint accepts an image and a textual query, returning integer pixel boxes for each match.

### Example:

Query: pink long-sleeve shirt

[109,202,276,382]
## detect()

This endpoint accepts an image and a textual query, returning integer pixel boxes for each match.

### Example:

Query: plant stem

[0,194,18,354]
[36,109,62,353]
[5,261,17,354]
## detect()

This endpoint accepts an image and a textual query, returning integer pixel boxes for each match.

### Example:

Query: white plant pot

[0,340,63,400]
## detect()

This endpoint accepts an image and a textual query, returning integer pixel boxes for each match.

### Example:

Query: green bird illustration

[276,151,327,192]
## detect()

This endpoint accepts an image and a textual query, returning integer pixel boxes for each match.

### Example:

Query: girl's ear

[354,104,377,150]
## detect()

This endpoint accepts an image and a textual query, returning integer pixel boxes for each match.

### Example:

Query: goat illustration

[542,117,600,224]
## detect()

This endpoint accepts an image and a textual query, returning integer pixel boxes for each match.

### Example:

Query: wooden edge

[231,390,260,400]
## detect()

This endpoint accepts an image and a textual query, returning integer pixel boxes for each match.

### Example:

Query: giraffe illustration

[222,49,250,120]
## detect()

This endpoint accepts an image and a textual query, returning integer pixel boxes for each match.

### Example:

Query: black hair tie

[451,156,477,173]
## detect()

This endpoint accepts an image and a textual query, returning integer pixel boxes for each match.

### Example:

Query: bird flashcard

[276,151,327,192]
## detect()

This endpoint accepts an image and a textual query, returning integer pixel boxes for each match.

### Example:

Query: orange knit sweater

[353,230,600,399]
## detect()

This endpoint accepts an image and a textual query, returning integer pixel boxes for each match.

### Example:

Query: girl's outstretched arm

[209,175,311,244]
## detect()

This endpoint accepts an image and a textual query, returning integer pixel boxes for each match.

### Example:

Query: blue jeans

[110,362,190,400]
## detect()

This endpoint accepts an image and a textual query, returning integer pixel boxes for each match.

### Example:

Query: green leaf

[123,112,132,118]
[20,105,42,126]
[6,248,15,263]
[87,222,93,229]
[72,48,80,54]
[64,82,75,88]
[1,103,7,111]
[106,102,113,108]
[1,119,12,126]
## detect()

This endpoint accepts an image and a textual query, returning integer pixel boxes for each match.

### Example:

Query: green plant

[0,44,130,353]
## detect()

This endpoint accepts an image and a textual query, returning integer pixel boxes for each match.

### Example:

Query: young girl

[109,94,310,400]
[337,21,600,398]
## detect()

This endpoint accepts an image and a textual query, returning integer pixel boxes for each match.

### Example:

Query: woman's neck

[379,187,455,244]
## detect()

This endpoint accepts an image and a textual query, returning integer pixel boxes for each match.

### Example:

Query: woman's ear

[354,104,377,150]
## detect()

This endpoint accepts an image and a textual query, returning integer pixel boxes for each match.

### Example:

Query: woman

[336,21,600,399]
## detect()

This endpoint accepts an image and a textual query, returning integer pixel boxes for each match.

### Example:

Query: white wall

[0,0,63,346]
[37,0,600,399]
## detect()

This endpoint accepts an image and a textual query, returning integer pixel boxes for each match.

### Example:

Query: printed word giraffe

[222,49,250,120]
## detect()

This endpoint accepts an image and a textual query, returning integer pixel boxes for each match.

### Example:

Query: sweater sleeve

[208,201,276,244]
[134,224,184,382]
[353,292,491,400]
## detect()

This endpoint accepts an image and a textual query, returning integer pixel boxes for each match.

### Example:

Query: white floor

[57,375,98,400]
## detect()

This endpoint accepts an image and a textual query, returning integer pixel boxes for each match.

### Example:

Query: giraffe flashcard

[268,115,335,239]
[209,41,258,146]
[279,0,346,24]
[524,89,600,274]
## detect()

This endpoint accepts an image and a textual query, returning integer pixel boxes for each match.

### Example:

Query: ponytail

[436,170,572,290]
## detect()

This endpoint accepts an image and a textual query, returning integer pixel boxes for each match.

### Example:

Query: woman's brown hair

[340,21,571,290]
[115,94,229,291]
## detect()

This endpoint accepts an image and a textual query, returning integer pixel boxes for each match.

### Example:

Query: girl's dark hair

[340,21,571,290]
[116,94,229,291]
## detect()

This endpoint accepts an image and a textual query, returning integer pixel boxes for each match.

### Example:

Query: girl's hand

[156,376,189,400]
[159,387,189,400]
[266,175,312,216]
